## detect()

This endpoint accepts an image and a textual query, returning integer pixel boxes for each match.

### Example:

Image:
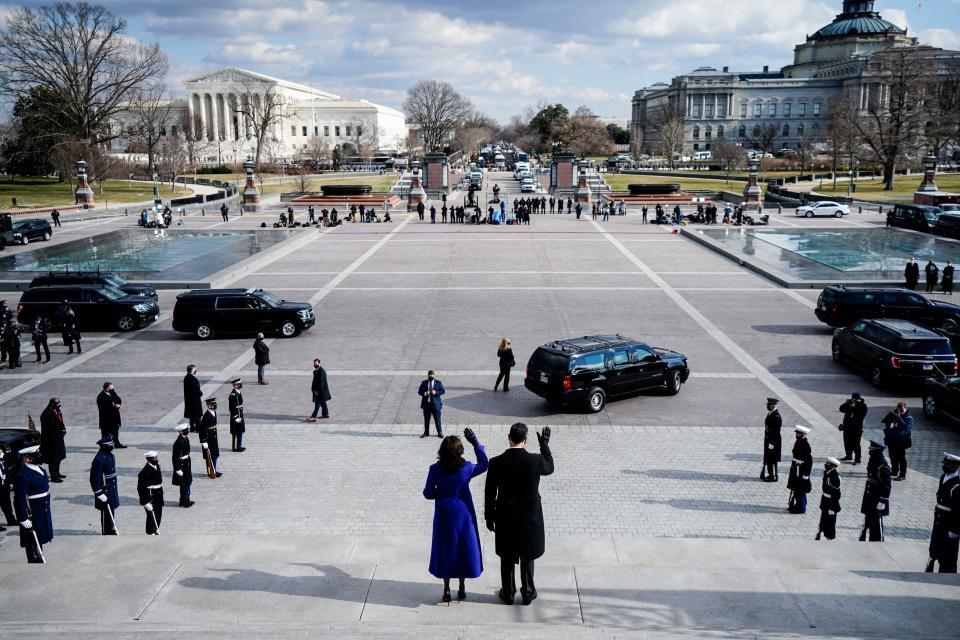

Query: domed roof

[813,14,905,38]
[690,66,719,74]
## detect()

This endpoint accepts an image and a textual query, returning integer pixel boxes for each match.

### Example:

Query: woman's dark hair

[437,436,466,472]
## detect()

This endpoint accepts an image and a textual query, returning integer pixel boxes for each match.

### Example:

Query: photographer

[839,392,868,465]
[882,402,912,481]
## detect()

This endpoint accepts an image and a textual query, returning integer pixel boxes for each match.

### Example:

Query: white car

[795,201,850,218]
[520,178,536,192]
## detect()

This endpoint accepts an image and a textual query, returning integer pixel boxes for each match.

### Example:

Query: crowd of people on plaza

[904,257,956,295]
[0,300,82,371]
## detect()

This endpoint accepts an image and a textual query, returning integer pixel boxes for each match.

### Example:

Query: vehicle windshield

[899,340,953,355]
[12,222,28,230]
[100,286,127,300]
[256,290,283,306]
[103,275,127,287]
[924,210,940,222]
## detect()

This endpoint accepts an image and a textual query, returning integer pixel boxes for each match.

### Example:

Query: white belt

[792,458,804,464]
[104,474,116,479]
[146,484,162,490]
[937,504,953,512]
[823,492,834,498]
[180,454,190,459]
[28,491,49,500]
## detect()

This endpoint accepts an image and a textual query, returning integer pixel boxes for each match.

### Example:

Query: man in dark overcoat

[40,397,66,482]
[762,397,782,482]
[183,365,203,431]
[838,392,868,465]
[96,382,125,448]
[308,359,331,421]
[484,423,555,605]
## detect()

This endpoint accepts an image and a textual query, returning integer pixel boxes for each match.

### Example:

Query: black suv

[3,218,53,245]
[524,335,690,412]
[816,286,960,330]
[922,376,960,426]
[172,288,315,340]
[29,272,157,300]
[887,203,941,233]
[831,319,957,387]
[17,285,159,331]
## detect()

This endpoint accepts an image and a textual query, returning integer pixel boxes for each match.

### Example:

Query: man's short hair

[508,422,528,445]
[102,382,112,390]
[187,364,196,373]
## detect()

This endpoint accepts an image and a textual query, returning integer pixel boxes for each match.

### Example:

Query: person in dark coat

[14,446,52,562]
[198,397,221,477]
[5,320,21,368]
[0,444,16,527]
[417,201,425,221]
[860,440,892,541]
[838,392,868,465]
[925,259,940,293]
[817,457,842,540]
[927,453,960,573]
[62,312,81,354]
[882,401,912,480]
[137,451,163,535]
[942,260,955,295]
[761,397,782,481]
[423,429,488,602]
[90,435,119,535]
[495,337,515,392]
[183,364,203,431]
[39,397,66,482]
[96,382,125,448]
[32,315,50,363]
[172,424,194,507]
[484,423,554,606]
[253,333,270,384]
[418,370,445,439]
[228,378,245,452]
[787,426,813,514]
[307,359,331,421]
[904,258,920,290]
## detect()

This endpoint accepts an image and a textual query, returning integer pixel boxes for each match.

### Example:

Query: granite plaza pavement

[0,173,958,638]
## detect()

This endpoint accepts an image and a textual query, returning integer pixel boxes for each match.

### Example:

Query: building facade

[629,0,959,158]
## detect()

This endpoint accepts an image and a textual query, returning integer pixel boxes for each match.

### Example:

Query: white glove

[767,444,774,450]
[948,531,959,540]
[144,503,153,512]
[201,442,209,450]
[176,470,183,477]
[827,510,835,516]
[21,519,32,529]
[877,503,885,511]
[97,494,108,503]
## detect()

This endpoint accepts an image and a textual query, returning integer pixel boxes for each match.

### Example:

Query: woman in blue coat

[423,428,488,602]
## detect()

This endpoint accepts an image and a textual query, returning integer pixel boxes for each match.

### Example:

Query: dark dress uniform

[229,387,245,451]
[183,373,203,430]
[0,455,15,525]
[787,436,813,514]
[32,318,50,362]
[198,408,220,475]
[96,388,123,446]
[839,397,868,464]
[90,445,119,535]
[39,404,67,480]
[860,445,892,542]
[762,406,782,481]
[484,430,554,604]
[14,461,53,562]
[927,469,960,572]
[817,466,842,540]
[137,459,163,534]
[172,428,193,506]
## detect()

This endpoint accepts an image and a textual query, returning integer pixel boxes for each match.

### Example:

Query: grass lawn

[815,173,960,201]
[0,177,191,209]
[261,175,399,197]
[605,174,740,192]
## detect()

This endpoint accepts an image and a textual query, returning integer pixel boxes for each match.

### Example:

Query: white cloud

[919,27,960,50]
[878,7,909,31]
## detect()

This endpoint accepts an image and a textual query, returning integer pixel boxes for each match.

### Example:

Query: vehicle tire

[195,324,213,340]
[279,320,299,337]
[585,386,606,413]
[21,235,28,245]
[806,211,813,218]
[942,317,959,332]
[665,369,682,395]
[42,232,50,240]
[117,315,136,331]
[923,395,938,418]
[834,210,842,218]
[832,341,843,363]
[870,365,884,388]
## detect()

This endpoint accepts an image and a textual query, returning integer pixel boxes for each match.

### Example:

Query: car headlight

[297,309,312,318]
[133,303,150,312]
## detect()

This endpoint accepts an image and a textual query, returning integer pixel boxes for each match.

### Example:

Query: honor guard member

[14,445,53,562]
[137,451,163,535]
[926,452,960,572]
[228,378,245,452]
[198,398,221,477]
[90,435,119,535]
[859,440,892,542]
[816,457,842,540]
[761,397,782,481]
[172,424,194,507]
[787,426,813,514]
[0,444,15,527]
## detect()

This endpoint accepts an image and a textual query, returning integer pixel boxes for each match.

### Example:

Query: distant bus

[516,152,529,164]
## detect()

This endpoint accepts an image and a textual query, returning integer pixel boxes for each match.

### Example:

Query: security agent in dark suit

[183,365,203,431]
[484,422,555,605]
[418,370,445,438]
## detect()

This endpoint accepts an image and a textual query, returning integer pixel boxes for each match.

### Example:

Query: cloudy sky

[5,0,960,124]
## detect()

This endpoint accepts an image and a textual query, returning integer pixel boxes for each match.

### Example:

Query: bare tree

[180,111,209,167]
[454,126,495,160]
[348,124,378,167]
[158,136,189,191]
[746,123,781,157]
[402,80,474,153]
[0,3,168,144]
[236,82,285,170]
[825,97,860,189]
[125,85,172,174]
[550,106,614,157]
[711,137,745,183]
[924,64,960,160]
[51,138,127,195]
[651,104,685,168]
[794,128,820,176]
[304,135,330,167]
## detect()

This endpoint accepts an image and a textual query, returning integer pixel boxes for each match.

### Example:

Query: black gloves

[486,520,495,532]
[537,426,551,446]
[464,428,479,446]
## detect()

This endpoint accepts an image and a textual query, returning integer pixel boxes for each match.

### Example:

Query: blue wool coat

[90,449,120,510]
[423,444,488,579]
[15,464,53,546]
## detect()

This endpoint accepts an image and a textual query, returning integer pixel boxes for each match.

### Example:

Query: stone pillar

[74,160,95,208]
[550,152,577,197]
[574,170,592,204]
[916,152,939,193]
[407,169,427,211]
[422,152,449,197]
[242,156,261,212]
[743,156,762,205]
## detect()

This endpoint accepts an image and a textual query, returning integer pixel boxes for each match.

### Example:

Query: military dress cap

[97,435,114,446]
[231,378,242,384]
[18,444,40,456]
[869,439,886,451]
[766,397,779,404]
[944,452,960,463]
[144,451,158,458]
[175,423,190,432]
[825,457,841,466]
[205,397,217,404]
[794,425,810,434]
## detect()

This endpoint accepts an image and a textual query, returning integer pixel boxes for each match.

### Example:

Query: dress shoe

[437,433,443,438]
[320,415,329,419]
[839,457,852,462]
[114,444,127,449]
[237,447,246,452]
[457,587,466,601]
[259,380,269,385]
[497,589,514,605]
[51,478,63,483]
[215,472,223,478]
[305,417,317,423]
[58,474,66,479]
[420,433,429,438]
[0,525,5,531]
[521,590,537,605]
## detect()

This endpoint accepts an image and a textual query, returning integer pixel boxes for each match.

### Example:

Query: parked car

[2,218,53,245]
[887,203,941,233]
[0,428,40,471]
[524,335,689,412]
[795,201,849,218]
[831,318,957,387]
[815,286,960,330]
[17,285,159,331]
[172,288,315,340]
[29,272,157,300]
[935,213,960,239]
[520,179,536,193]
[922,376,960,425]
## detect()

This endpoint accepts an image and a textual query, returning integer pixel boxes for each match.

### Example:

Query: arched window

[705,126,712,140]
[812,123,820,134]
[718,125,725,138]
[693,126,700,139]
[738,125,746,138]
[797,124,805,136]
[783,124,790,137]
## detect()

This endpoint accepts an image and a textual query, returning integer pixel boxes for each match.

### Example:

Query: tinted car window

[257,291,282,306]
[529,349,569,372]
[81,290,102,303]
[851,321,867,333]
[611,349,629,366]
[571,353,605,373]
[216,297,249,310]
[632,346,657,363]
[100,286,126,300]
[898,340,953,355]
[845,292,877,304]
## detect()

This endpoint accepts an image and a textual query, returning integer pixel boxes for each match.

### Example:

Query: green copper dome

[812,1,906,39]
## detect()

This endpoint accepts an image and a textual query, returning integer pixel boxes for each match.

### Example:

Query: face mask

[235,384,242,390]
[944,464,958,473]
[55,403,61,409]
[428,376,435,380]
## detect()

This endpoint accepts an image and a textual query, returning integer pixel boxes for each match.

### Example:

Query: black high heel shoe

[442,588,452,603]
[457,587,466,600]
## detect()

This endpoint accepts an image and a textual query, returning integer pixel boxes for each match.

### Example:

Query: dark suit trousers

[0,483,14,523]
[500,557,536,599]
[422,404,442,435]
